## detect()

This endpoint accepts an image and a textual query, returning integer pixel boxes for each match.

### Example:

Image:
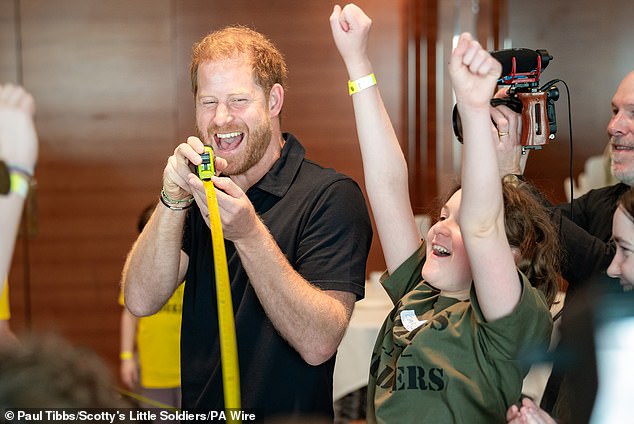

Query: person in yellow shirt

[119,206,183,413]
[0,279,19,347]
[119,285,184,409]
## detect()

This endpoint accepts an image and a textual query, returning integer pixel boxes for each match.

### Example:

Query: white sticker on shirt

[400,310,427,331]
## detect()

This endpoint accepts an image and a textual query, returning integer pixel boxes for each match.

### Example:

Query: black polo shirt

[180,133,372,420]
[550,182,628,292]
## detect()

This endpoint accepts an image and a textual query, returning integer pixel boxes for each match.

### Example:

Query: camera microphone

[491,48,552,85]
[452,46,560,150]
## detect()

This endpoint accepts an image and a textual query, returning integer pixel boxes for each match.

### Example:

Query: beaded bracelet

[160,190,193,211]
[161,188,194,204]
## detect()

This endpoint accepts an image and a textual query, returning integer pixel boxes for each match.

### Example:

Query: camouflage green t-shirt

[367,244,553,424]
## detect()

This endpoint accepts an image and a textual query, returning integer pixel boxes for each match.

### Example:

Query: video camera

[452,47,560,150]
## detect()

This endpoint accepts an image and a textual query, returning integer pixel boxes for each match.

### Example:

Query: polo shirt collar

[251,132,304,198]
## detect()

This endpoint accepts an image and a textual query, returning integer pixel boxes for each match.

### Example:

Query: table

[333,277,393,401]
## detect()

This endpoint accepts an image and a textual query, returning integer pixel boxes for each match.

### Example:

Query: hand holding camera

[453,47,560,151]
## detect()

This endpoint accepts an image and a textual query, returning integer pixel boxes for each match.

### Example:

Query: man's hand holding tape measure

[163,135,258,242]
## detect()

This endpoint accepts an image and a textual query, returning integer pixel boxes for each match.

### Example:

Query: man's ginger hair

[190,25,288,101]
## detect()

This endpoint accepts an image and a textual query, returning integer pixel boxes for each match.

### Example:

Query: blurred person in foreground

[0,333,129,409]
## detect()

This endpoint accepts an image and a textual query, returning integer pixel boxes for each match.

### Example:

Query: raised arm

[330,4,420,273]
[449,33,521,320]
[0,84,38,288]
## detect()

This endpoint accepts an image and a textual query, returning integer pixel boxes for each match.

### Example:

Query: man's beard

[611,139,634,186]
[612,162,634,186]
[198,119,272,176]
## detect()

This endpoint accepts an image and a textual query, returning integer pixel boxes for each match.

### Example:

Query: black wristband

[0,160,9,195]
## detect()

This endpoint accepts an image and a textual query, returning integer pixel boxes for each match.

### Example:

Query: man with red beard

[122,27,372,421]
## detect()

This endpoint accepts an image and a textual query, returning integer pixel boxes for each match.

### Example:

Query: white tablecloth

[333,278,393,400]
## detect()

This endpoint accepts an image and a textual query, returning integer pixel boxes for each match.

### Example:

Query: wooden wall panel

[0,0,18,82]
[8,0,175,375]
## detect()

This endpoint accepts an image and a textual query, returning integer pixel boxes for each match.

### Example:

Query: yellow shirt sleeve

[0,280,10,321]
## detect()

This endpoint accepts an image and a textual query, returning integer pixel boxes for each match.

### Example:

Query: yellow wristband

[120,351,134,360]
[10,171,29,199]
[348,73,377,96]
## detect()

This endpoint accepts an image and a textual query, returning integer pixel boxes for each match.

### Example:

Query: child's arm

[330,4,421,273]
[449,33,521,320]
[119,307,139,389]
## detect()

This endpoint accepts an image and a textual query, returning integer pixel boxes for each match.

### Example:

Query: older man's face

[609,71,634,186]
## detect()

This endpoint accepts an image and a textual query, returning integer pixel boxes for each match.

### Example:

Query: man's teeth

[217,131,241,139]
[432,245,450,255]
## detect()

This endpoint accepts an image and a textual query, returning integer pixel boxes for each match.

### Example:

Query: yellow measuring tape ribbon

[198,146,241,422]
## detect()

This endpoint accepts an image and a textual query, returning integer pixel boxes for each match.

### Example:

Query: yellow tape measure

[198,146,241,421]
